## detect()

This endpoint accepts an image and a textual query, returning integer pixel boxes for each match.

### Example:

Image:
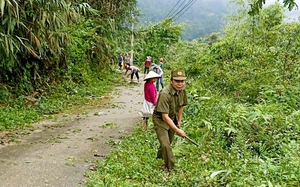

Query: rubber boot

[130,79,133,83]
[137,79,139,83]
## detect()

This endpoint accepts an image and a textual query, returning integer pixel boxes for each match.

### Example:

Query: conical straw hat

[144,71,161,81]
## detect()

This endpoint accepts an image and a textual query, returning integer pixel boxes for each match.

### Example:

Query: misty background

[137,0,300,41]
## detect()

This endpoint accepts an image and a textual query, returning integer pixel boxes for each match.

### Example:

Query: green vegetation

[134,18,184,65]
[1,0,300,186]
[0,69,122,130]
[84,1,300,186]
[137,0,298,41]
[0,0,138,129]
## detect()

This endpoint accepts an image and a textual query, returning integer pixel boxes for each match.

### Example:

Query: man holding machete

[152,70,188,174]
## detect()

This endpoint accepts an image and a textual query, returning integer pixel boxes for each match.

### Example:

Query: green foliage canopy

[247,0,298,15]
[134,18,184,64]
[0,0,139,129]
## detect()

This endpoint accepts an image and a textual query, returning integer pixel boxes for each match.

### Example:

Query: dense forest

[137,0,300,41]
[1,0,300,186]
[137,0,229,41]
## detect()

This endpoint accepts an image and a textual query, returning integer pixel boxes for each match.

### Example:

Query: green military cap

[171,70,187,80]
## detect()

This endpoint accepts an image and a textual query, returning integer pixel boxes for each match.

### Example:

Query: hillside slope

[137,0,229,41]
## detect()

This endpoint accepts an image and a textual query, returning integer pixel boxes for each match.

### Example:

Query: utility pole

[130,14,134,65]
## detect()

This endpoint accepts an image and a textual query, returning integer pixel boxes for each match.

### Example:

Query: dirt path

[0,77,144,187]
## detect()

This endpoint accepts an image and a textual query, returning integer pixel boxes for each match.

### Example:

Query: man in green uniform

[152,70,188,173]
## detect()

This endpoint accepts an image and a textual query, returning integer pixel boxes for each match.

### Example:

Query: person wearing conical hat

[139,71,161,131]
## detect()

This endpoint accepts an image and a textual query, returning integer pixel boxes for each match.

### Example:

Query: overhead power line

[164,0,182,19]
[163,0,196,21]
[167,0,189,19]
[173,0,196,21]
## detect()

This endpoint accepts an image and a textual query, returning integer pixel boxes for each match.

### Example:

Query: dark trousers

[144,67,149,74]
[131,72,139,80]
